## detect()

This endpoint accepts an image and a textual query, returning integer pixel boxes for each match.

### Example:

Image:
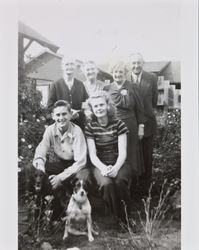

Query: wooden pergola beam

[23,39,33,53]
[18,21,60,83]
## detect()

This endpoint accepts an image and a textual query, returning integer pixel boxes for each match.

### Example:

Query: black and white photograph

[0,0,198,249]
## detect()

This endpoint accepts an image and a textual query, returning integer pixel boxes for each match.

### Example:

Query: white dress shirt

[63,76,74,90]
[131,71,143,84]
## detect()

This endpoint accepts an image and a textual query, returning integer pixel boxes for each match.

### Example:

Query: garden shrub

[153,108,181,192]
[18,79,48,196]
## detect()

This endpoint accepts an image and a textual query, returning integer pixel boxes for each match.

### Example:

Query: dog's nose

[80,191,84,196]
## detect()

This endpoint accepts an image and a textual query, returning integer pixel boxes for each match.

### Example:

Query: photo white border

[181,0,199,249]
[0,0,18,249]
[0,0,198,249]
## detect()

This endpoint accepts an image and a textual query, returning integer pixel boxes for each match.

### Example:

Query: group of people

[33,53,158,224]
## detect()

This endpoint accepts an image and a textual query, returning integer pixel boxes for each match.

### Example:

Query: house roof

[143,61,180,83]
[162,61,181,83]
[18,21,59,53]
[25,49,62,73]
[143,61,170,73]
[26,50,113,82]
[25,50,86,81]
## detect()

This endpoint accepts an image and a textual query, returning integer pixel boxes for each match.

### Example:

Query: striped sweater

[85,119,128,165]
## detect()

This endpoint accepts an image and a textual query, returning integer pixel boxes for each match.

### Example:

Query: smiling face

[84,62,98,82]
[63,61,75,77]
[90,97,108,119]
[52,106,72,131]
[130,54,144,75]
[112,66,126,84]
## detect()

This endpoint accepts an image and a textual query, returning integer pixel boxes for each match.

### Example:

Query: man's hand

[71,109,80,120]
[49,175,62,189]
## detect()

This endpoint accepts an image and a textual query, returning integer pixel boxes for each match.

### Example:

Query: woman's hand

[138,124,144,140]
[100,165,111,176]
[106,165,119,178]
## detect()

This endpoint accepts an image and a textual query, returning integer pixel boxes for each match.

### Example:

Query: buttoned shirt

[131,71,143,84]
[33,122,87,181]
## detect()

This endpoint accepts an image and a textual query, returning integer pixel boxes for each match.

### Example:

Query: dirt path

[18,197,181,250]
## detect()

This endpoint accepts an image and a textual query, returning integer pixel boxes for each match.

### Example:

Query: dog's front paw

[88,235,94,242]
[92,229,99,235]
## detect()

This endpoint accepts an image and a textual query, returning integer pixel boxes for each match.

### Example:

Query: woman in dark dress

[104,62,146,180]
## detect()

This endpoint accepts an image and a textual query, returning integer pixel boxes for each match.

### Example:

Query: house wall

[28,57,62,82]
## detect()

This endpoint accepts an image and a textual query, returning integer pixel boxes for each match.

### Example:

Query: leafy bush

[18,79,48,196]
[153,108,181,192]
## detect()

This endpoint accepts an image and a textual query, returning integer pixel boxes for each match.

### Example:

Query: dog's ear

[32,167,46,177]
[83,179,93,193]
[70,177,79,187]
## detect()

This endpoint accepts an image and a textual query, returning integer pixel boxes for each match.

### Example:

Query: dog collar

[72,196,87,210]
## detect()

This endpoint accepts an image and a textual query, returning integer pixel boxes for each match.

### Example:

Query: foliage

[18,78,48,195]
[153,108,181,191]
[118,179,178,250]
[138,180,171,249]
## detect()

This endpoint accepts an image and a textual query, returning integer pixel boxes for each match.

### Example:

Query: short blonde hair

[110,61,128,75]
[84,91,116,122]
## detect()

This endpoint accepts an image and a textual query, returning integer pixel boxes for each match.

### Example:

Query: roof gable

[18,21,59,53]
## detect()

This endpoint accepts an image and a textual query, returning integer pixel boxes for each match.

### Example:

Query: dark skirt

[121,116,144,176]
[92,163,131,221]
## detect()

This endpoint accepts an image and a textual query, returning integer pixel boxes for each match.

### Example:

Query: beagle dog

[63,179,98,242]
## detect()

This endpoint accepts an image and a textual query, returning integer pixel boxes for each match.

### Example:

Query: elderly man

[130,53,158,194]
[47,57,88,130]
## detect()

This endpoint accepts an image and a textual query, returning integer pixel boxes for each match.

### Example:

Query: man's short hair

[53,100,71,112]
[130,52,144,62]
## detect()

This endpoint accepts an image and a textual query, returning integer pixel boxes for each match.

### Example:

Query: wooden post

[18,34,25,83]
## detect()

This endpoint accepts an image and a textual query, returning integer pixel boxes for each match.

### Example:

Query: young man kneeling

[33,100,90,223]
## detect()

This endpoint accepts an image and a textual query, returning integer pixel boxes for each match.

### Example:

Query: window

[36,79,51,107]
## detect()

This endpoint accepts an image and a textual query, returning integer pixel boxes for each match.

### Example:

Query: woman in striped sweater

[84,91,131,223]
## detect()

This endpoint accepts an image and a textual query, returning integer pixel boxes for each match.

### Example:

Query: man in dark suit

[130,53,158,194]
[47,57,88,130]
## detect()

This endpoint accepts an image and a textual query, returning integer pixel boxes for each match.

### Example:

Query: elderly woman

[82,60,105,96]
[47,57,88,130]
[84,91,131,223]
[104,62,146,181]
